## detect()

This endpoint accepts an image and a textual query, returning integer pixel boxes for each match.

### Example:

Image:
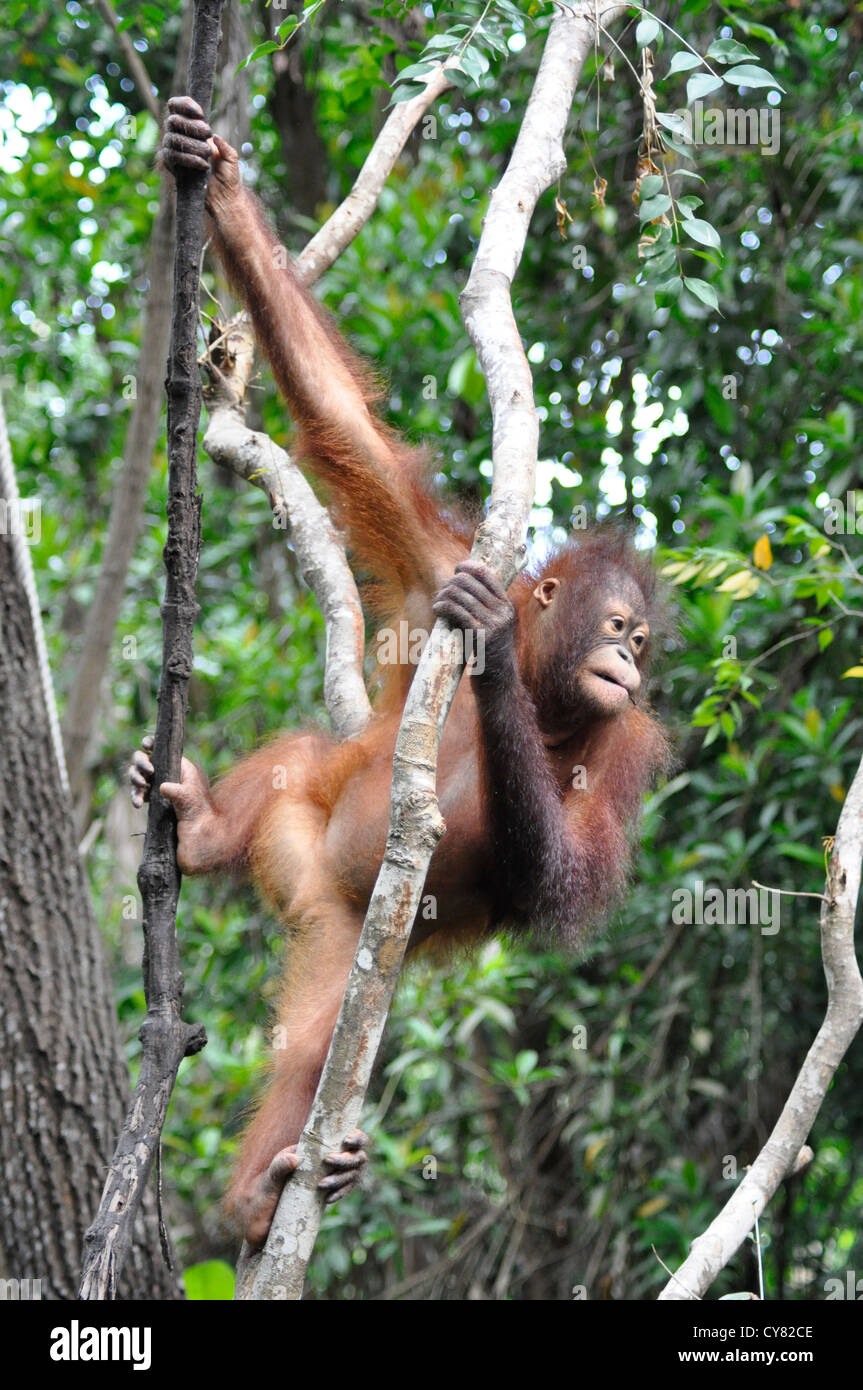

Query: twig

[751,879,830,907]
[652,1245,700,1299]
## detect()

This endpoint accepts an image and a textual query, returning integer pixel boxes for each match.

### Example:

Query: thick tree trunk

[0,535,180,1300]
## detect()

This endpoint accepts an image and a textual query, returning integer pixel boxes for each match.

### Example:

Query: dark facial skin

[571,590,648,716]
[530,568,649,734]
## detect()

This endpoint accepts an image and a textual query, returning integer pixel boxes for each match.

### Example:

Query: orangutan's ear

[532,577,560,608]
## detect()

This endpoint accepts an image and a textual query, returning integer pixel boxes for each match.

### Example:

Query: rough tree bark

[0,392,179,1301]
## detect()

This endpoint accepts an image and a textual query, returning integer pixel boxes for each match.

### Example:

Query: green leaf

[656,111,690,138]
[515,1049,539,1078]
[384,1047,429,1077]
[684,217,722,249]
[447,349,486,406]
[496,0,526,23]
[724,64,785,92]
[646,249,677,276]
[460,47,489,84]
[687,73,724,103]
[737,20,786,48]
[636,16,661,47]
[388,83,426,106]
[707,39,757,64]
[643,222,673,248]
[638,194,672,222]
[663,136,696,160]
[668,51,703,75]
[248,39,281,61]
[640,237,671,260]
[683,276,719,310]
[638,174,664,198]
[775,844,826,866]
[482,30,511,56]
[654,276,682,297]
[704,380,735,430]
[686,246,722,267]
[395,62,435,84]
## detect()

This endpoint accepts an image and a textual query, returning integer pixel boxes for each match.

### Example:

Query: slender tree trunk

[263,0,328,220]
[0,534,180,1300]
[62,180,176,802]
[62,2,194,804]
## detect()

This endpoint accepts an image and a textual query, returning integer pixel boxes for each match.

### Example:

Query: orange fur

[190,183,672,1243]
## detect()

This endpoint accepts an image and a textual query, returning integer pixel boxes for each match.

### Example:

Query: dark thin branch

[78,0,226,1301]
[64,5,195,800]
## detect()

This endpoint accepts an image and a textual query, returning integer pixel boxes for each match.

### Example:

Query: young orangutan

[131,97,671,1250]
